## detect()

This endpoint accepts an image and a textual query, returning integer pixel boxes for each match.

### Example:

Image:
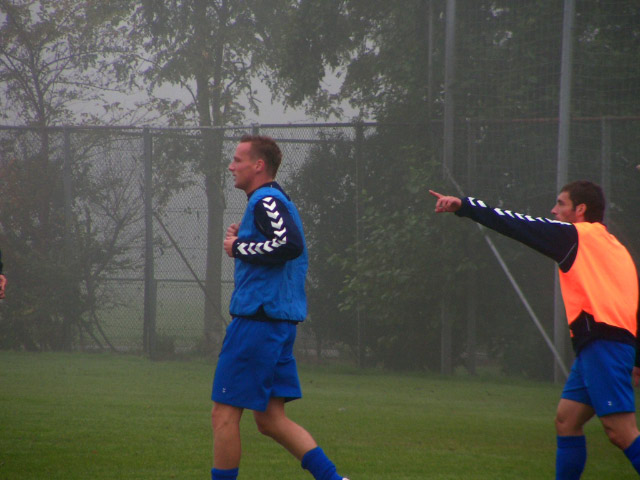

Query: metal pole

[553,0,576,383]
[143,127,156,358]
[443,0,456,179]
[425,0,434,117]
[466,120,477,375]
[600,117,611,225]
[445,173,570,377]
[354,122,364,368]
[62,127,73,255]
[62,127,74,348]
[441,0,456,376]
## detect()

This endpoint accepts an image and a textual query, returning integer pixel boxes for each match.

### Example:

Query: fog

[1,2,639,382]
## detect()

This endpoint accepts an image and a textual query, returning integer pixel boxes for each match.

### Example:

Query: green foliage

[0,0,142,125]
[269,0,355,118]
[0,128,155,350]
[336,134,457,370]
[0,131,77,350]
[287,123,473,370]
[132,0,296,126]
[281,0,640,377]
[285,133,359,357]
[572,1,640,117]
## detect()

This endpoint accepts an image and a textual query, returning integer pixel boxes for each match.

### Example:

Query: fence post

[143,127,157,358]
[440,0,456,376]
[553,0,576,384]
[424,0,434,120]
[442,0,456,180]
[62,127,74,349]
[465,119,477,375]
[600,117,611,224]
[354,122,364,368]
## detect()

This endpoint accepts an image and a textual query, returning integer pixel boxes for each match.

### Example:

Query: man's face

[228,142,257,192]
[551,191,577,222]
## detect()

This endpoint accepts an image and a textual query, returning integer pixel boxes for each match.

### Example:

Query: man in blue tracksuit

[210,135,348,480]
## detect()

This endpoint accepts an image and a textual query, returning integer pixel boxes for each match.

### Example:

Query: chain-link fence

[1,1,639,379]
[1,119,638,372]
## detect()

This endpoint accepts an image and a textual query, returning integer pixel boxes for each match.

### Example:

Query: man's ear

[575,203,587,217]
[254,158,266,173]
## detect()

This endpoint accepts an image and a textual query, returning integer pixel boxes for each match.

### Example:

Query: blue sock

[624,435,640,474]
[556,435,586,480]
[301,446,343,480]
[211,467,238,480]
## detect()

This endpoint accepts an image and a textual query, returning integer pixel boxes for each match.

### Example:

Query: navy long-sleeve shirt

[455,196,640,358]
[232,182,304,265]
[456,197,579,272]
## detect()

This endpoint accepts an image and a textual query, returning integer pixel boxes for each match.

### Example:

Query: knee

[254,415,276,438]
[603,426,625,449]
[603,424,634,450]
[554,403,592,437]
[211,405,235,433]
[211,406,223,430]
[554,411,570,435]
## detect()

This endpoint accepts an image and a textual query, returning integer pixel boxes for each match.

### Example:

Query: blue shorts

[211,316,302,411]
[561,339,636,417]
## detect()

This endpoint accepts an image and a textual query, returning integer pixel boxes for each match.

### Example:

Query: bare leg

[212,402,244,469]
[554,399,595,479]
[555,398,595,436]
[600,412,640,450]
[253,397,317,460]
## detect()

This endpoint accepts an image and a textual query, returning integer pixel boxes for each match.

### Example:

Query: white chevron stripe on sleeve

[238,240,286,256]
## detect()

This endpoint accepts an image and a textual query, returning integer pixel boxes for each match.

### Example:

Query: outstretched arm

[428,189,579,270]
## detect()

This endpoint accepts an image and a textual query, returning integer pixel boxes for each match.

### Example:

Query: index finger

[428,190,443,199]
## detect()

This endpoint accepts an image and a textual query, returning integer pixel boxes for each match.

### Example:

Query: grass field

[0,352,636,479]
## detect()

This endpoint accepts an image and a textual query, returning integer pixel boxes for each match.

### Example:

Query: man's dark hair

[561,180,606,222]
[240,134,282,177]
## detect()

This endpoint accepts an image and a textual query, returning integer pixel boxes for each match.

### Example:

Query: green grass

[0,352,637,479]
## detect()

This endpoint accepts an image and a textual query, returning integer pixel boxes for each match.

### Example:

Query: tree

[275,0,640,375]
[284,134,358,362]
[132,0,311,351]
[0,1,158,350]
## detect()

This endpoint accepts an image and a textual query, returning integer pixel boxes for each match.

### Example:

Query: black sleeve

[232,196,304,265]
[455,197,579,272]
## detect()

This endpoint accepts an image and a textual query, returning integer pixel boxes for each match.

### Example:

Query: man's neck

[246,180,277,198]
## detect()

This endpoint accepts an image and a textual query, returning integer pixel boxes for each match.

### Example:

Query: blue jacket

[229,183,308,321]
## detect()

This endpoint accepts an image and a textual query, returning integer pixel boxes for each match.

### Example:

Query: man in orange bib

[430,181,640,479]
